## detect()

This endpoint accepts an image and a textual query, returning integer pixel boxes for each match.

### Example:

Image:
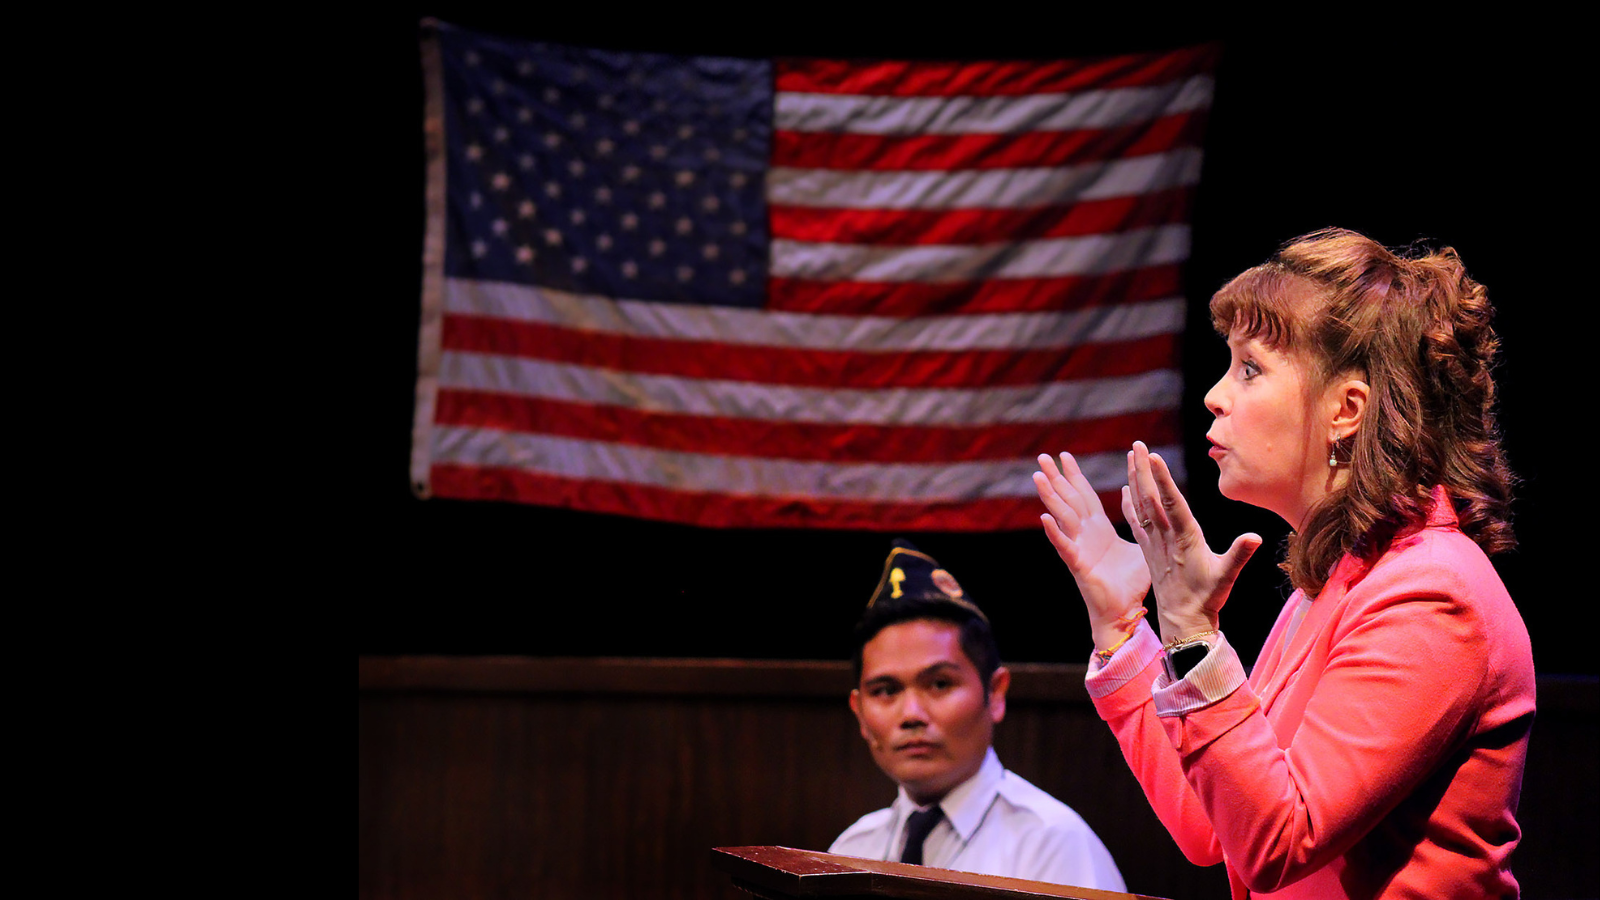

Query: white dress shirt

[829,748,1125,891]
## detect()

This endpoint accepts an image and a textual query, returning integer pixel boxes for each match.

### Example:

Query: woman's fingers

[1120,485,1143,538]
[1032,466,1083,536]
[1145,449,1199,538]
[1035,452,1093,524]
[1033,480,1084,554]
[1056,452,1102,518]
[1127,443,1208,548]
[1118,440,1259,633]
[1037,452,1156,630]
[1126,442,1171,533]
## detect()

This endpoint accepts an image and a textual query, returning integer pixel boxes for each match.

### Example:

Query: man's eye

[1241,360,1261,380]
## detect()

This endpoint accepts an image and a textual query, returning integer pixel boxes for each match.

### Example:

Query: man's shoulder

[829,805,895,856]
[970,768,1125,890]
[993,768,1094,832]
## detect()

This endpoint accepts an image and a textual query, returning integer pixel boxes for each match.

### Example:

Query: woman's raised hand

[1124,442,1262,644]
[1033,452,1152,651]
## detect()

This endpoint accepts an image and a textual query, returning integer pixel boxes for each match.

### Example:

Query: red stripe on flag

[775,45,1220,97]
[435,391,1181,463]
[766,262,1185,316]
[430,463,1129,531]
[772,111,1207,171]
[770,189,1192,246]
[443,315,1177,388]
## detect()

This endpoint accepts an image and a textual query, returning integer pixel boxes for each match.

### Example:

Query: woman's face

[1202,331,1341,527]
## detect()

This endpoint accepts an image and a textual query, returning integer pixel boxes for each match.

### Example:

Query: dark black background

[351,13,1580,674]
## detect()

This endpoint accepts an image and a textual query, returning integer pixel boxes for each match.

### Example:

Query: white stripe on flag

[430,427,1186,501]
[444,277,1186,350]
[773,75,1214,135]
[770,224,1191,283]
[439,352,1181,424]
[766,149,1203,209]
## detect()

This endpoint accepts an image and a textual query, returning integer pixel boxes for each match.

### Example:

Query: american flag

[412,21,1213,530]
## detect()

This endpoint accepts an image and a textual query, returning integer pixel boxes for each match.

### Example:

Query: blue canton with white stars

[439,26,772,308]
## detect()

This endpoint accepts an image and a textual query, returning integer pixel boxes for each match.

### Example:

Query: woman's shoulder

[1335,519,1530,673]
[1350,521,1506,606]
[1338,510,1535,718]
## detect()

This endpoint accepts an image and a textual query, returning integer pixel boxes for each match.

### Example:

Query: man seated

[830,540,1125,891]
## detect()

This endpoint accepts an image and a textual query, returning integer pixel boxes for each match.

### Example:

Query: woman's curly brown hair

[1209,228,1515,595]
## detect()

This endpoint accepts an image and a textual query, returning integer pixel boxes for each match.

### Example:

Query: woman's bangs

[1210,266,1300,349]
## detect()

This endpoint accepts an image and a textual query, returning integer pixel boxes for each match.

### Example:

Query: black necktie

[899,806,944,865]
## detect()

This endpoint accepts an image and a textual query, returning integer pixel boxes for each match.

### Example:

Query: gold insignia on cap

[866,543,986,622]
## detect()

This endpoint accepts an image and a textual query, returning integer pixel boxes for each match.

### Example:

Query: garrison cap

[866,539,988,622]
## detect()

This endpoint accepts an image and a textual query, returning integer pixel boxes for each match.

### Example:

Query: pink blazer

[1091,498,1535,898]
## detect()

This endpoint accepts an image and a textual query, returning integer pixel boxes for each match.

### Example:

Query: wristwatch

[1161,638,1212,681]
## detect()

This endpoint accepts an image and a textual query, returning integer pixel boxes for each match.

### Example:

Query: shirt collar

[891,748,1003,844]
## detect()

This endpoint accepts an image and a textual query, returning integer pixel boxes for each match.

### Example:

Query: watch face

[1162,642,1210,681]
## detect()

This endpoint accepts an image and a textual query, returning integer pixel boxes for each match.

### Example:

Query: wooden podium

[711,847,1167,900]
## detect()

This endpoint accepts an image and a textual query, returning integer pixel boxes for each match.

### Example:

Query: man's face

[849,618,1008,806]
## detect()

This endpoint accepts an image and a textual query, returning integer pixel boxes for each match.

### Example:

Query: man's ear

[1329,375,1369,441]
[987,667,1011,724]
[849,689,871,743]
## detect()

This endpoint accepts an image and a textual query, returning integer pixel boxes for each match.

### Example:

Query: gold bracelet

[1094,608,1147,663]
[1094,631,1134,663]
[1110,607,1147,630]
[1162,628,1220,651]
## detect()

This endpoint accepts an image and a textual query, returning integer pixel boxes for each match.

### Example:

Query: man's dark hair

[851,595,1002,699]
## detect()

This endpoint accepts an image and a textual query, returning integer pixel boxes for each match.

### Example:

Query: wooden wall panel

[359,659,1597,900]
[359,661,892,900]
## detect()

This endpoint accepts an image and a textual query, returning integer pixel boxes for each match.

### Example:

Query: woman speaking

[1034,229,1534,898]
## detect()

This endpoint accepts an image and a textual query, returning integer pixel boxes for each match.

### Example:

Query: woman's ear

[1329,375,1369,440]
